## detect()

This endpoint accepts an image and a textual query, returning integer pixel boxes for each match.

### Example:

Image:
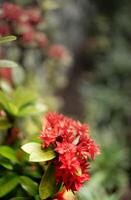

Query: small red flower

[2,2,23,21]
[17,22,36,44]
[25,8,42,24]
[35,32,48,48]
[48,45,70,60]
[0,24,10,36]
[21,30,36,44]
[0,67,12,84]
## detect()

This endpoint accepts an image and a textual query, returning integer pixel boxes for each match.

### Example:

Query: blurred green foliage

[76,1,131,199]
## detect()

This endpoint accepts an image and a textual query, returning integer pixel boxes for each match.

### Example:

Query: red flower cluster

[40,113,100,191]
[0,2,48,47]
[48,45,70,60]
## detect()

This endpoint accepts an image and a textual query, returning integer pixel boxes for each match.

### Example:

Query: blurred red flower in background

[0,67,12,84]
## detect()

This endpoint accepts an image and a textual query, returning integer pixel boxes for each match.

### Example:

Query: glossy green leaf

[39,164,57,199]
[0,60,19,68]
[20,176,38,196]
[0,174,19,197]
[0,117,12,130]
[0,160,13,170]
[0,146,19,163]
[0,35,16,44]
[21,142,56,162]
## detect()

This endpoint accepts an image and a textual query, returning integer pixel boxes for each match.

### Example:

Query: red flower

[54,188,66,200]
[55,142,76,154]
[35,32,48,48]
[16,22,36,44]
[2,2,23,21]
[25,8,42,24]
[48,45,70,60]
[21,30,36,44]
[40,112,100,191]
[0,67,12,84]
[0,24,10,36]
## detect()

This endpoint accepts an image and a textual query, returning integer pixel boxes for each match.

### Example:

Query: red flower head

[35,32,48,48]
[40,112,100,192]
[53,188,66,200]
[2,2,23,21]
[0,67,12,84]
[16,22,35,44]
[25,8,42,24]
[48,45,70,60]
[0,24,10,36]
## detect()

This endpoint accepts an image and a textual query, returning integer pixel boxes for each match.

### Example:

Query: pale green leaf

[21,142,41,154]
[42,0,61,10]
[21,142,56,162]
[0,35,16,44]
[12,67,25,85]
[0,80,12,93]
[0,60,19,68]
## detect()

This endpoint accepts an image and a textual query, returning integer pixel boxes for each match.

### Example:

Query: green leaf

[0,159,13,170]
[18,106,40,117]
[21,142,56,162]
[20,176,38,196]
[39,164,57,199]
[8,102,18,116]
[0,174,19,197]
[12,66,25,85]
[21,142,41,154]
[13,88,36,109]
[0,35,16,44]
[0,146,19,163]
[10,197,30,200]
[35,195,41,200]
[0,80,12,93]
[0,117,12,130]
[0,60,19,68]
[42,0,61,10]
[18,102,47,116]
[0,90,10,111]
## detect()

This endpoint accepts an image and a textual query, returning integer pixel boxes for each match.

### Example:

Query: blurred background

[0,0,131,199]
